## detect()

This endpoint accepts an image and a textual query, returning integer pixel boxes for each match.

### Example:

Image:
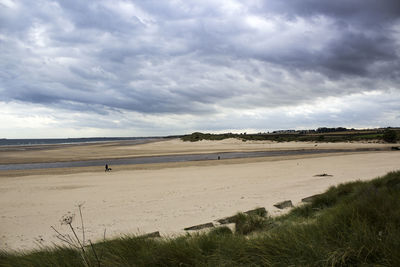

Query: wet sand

[0,139,399,251]
[0,138,393,165]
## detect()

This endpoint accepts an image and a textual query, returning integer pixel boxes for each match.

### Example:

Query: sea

[0,137,154,146]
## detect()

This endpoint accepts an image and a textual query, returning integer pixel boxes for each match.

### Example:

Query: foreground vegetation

[180,128,399,143]
[2,171,400,266]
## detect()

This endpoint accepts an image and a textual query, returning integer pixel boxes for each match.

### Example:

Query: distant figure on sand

[105,164,112,172]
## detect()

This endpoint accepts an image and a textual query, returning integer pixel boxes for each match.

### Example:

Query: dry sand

[0,139,399,251]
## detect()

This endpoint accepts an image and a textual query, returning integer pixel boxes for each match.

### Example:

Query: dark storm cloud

[320,32,395,77]
[251,2,395,77]
[0,0,399,119]
[259,0,400,25]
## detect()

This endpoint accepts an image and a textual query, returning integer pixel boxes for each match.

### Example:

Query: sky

[1,0,400,138]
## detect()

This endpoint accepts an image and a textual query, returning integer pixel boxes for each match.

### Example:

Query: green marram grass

[2,171,400,266]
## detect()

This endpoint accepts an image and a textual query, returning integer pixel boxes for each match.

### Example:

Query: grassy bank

[2,171,400,266]
[180,128,399,143]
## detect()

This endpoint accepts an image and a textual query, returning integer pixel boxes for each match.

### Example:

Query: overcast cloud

[0,0,399,138]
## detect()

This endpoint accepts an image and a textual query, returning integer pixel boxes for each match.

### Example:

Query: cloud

[259,0,400,25]
[1,90,398,138]
[0,0,399,137]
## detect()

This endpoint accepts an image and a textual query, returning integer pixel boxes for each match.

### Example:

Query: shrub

[209,226,233,236]
[383,129,398,143]
[234,213,271,235]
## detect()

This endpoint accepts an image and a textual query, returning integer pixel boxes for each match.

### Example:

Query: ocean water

[0,137,150,146]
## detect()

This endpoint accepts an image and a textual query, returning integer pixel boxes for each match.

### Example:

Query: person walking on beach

[105,164,109,172]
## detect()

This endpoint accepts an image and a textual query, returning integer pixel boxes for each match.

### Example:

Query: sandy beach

[0,138,394,165]
[0,139,399,251]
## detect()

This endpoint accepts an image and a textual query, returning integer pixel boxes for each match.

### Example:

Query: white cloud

[1,89,399,138]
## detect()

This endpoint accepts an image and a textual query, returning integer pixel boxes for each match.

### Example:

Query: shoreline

[0,138,394,165]
[0,137,163,147]
[0,147,391,172]
[0,150,394,178]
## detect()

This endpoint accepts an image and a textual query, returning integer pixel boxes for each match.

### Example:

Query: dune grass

[1,171,400,266]
[180,130,397,143]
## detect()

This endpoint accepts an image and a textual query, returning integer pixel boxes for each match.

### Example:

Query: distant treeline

[315,127,350,133]
[181,128,399,143]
